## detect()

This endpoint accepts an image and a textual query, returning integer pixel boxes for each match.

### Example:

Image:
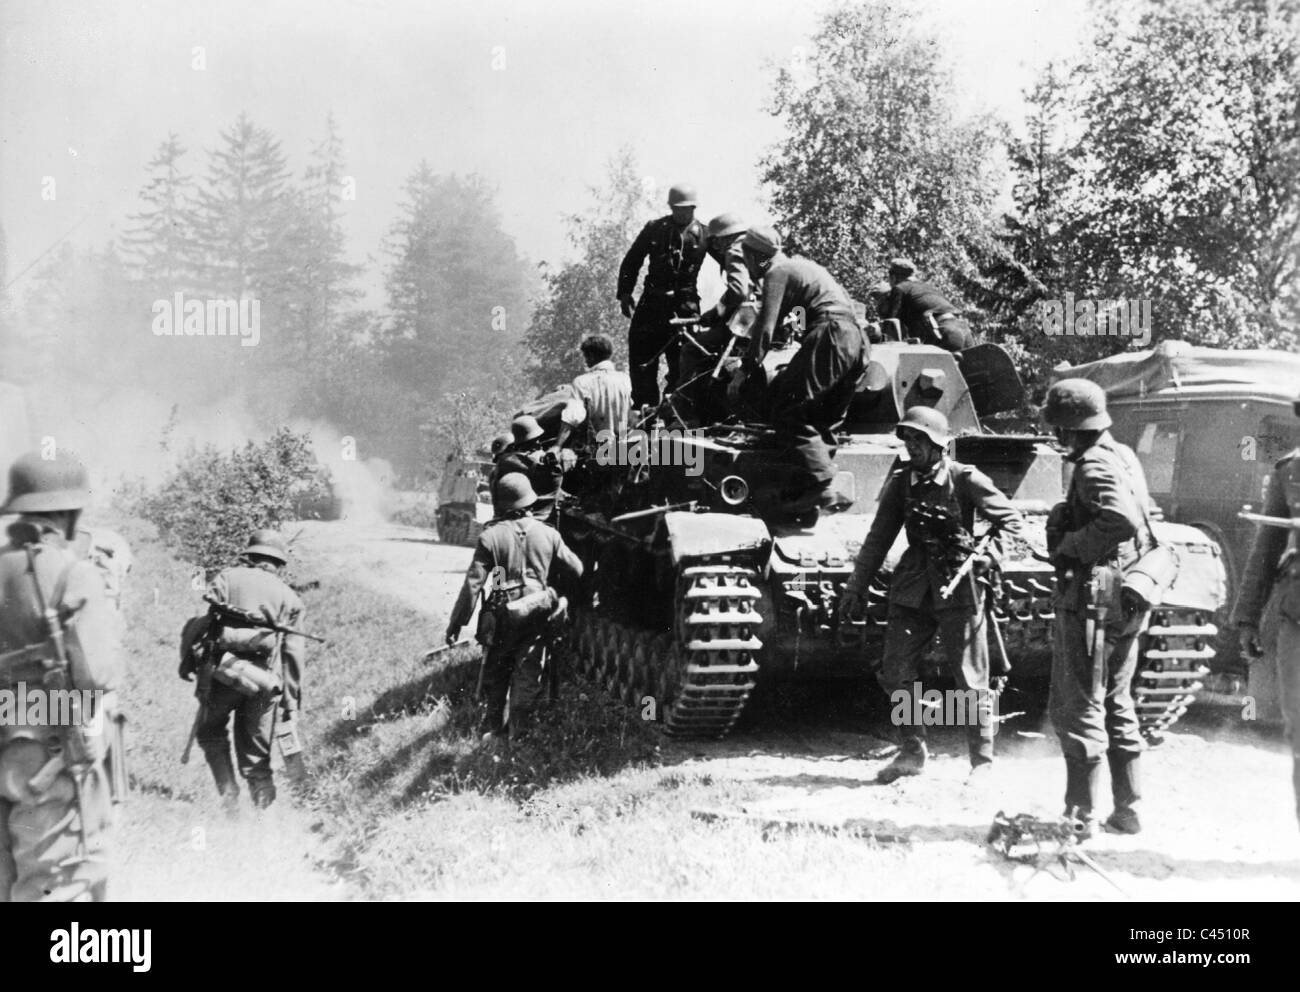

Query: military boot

[877,739,927,783]
[1105,751,1143,834]
[249,777,277,810]
[205,750,240,807]
[1064,757,1101,839]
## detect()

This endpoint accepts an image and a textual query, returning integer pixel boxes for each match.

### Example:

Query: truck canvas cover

[1053,340,1300,403]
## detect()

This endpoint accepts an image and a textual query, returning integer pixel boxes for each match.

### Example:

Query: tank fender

[659,512,771,568]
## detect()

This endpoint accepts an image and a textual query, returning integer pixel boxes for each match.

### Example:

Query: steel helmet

[245,529,289,565]
[706,213,746,240]
[742,225,782,257]
[667,184,698,208]
[494,473,537,512]
[1042,378,1112,431]
[510,415,544,444]
[489,433,513,457]
[1,449,90,514]
[896,406,952,447]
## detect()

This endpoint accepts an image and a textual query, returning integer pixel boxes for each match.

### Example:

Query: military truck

[557,338,1226,739]
[435,450,495,547]
[1054,339,1300,715]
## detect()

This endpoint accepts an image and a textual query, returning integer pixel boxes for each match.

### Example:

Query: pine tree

[120,133,197,294]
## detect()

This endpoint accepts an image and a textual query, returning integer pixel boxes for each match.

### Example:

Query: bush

[130,428,332,573]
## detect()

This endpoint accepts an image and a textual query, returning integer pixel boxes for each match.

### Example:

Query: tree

[523,147,656,391]
[187,114,295,301]
[276,114,363,366]
[380,165,530,476]
[120,133,198,294]
[758,1,1005,317]
[1048,0,1300,349]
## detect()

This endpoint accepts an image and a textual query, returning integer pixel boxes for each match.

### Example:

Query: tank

[435,450,495,547]
[558,339,1227,740]
[1054,339,1300,717]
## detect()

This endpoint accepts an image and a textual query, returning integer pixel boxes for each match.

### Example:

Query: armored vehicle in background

[558,338,1226,739]
[1055,339,1300,716]
[435,450,495,547]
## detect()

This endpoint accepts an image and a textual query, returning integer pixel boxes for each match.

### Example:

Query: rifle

[21,544,97,854]
[202,594,327,643]
[180,654,212,764]
[940,531,996,600]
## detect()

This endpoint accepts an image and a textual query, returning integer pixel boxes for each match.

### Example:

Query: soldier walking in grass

[180,530,309,810]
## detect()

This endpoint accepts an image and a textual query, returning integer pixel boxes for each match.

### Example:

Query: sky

[0,0,1091,303]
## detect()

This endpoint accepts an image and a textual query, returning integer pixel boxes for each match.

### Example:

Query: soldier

[0,450,123,901]
[445,474,583,740]
[727,225,869,525]
[493,416,563,516]
[180,530,308,810]
[673,213,753,425]
[1232,389,1300,830]
[1041,378,1152,836]
[842,409,1023,783]
[880,259,974,351]
[617,183,709,408]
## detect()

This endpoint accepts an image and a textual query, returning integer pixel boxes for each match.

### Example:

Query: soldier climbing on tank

[842,408,1024,784]
[180,530,310,811]
[879,259,974,352]
[1233,388,1300,831]
[617,184,709,409]
[445,473,584,741]
[0,449,124,901]
[1041,379,1153,836]
[725,224,869,525]
[672,213,753,426]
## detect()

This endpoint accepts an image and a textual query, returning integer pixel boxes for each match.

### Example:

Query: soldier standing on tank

[181,530,307,810]
[842,409,1023,783]
[0,449,123,901]
[1233,389,1300,830]
[1041,379,1153,836]
[726,225,870,525]
[445,474,583,740]
[617,184,709,409]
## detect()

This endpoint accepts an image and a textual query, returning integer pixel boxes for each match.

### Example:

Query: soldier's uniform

[447,475,583,738]
[184,535,306,809]
[845,422,1023,777]
[744,252,869,518]
[0,452,124,901]
[1232,446,1300,827]
[676,232,752,425]
[882,278,974,351]
[1043,379,1153,832]
[617,214,709,408]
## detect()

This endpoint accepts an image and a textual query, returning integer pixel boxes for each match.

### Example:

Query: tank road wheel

[664,563,764,739]
[1135,607,1217,744]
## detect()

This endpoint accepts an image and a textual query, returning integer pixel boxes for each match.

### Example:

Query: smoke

[9,380,394,524]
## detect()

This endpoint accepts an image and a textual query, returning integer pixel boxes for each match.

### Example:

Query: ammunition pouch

[212,653,282,698]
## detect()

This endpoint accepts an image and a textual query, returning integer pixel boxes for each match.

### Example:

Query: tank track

[569,563,763,739]
[1134,606,1216,742]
